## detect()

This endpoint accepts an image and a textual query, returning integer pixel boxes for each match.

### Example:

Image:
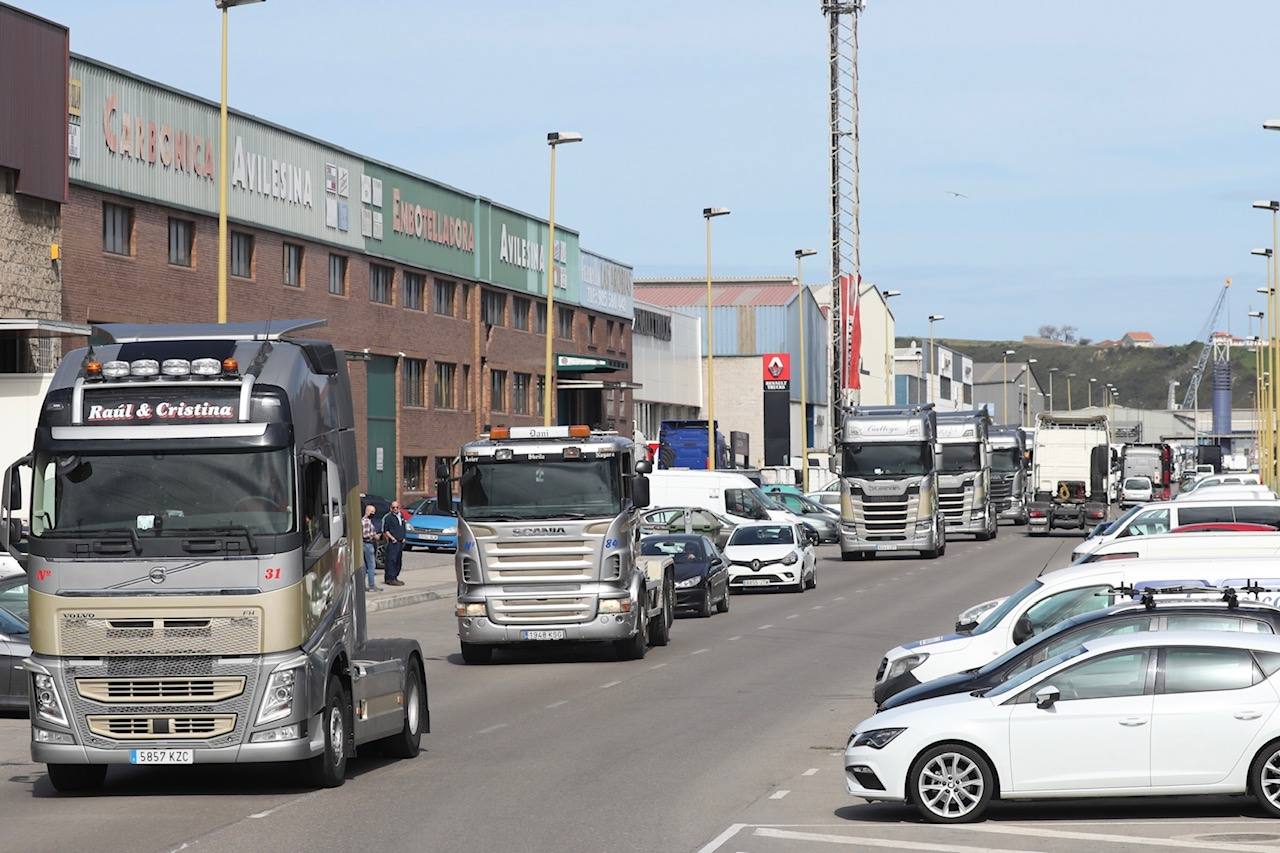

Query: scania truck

[450,425,674,664]
[2,320,426,792]
[1027,411,1112,535]
[935,410,998,540]
[989,425,1028,525]
[837,404,945,561]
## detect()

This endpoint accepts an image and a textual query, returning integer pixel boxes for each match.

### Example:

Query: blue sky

[24,0,1280,343]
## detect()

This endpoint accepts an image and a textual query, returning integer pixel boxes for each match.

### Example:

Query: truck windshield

[841,443,932,478]
[30,448,295,537]
[460,458,621,520]
[939,443,982,474]
[991,448,1021,473]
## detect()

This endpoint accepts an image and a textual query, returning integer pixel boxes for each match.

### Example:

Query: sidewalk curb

[367,584,454,613]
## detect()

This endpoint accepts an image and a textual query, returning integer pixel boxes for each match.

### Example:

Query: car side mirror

[1012,615,1034,645]
[1034,685,1060,709]
[633,476,651,509]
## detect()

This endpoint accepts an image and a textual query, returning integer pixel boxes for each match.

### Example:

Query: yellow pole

[706,217,715,470]
[1272,213,1279,488]
[1002,355,1008,422]
[543,143,558,426]
[1067,376,1073,410]
[797,257,808,491]
[217,6,228,324]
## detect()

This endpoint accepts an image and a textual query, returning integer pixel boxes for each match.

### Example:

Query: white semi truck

[1027,412,1112,536]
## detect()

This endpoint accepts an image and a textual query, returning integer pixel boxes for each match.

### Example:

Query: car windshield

[0,604,26,635]
[409,498,454,518]
[991,447,1021,473]
[986,645,1087,698]
[939,443,982,474]
[640,539,706,561]
[459,458,621,521]
[1124,478,1150,490]
[31,448,295,537]
[842,442,932,478]
[728,525,794,546]
[969,580,1043,636]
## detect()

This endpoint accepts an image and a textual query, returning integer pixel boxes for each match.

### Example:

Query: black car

[878,598,1280,711]
[640,534,730,617]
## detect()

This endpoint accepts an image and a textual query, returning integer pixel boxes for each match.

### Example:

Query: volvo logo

[149,567,167,584]
[512,527,567,537]
[751,559,761,571]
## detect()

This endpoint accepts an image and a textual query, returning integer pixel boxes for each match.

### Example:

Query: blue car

[404,497,459,552]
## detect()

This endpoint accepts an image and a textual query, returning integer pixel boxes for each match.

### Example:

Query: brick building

[53,53,635,501]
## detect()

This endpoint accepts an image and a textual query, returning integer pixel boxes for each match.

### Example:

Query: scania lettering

[837,404,945,561]
[450,425,674,664]
[989,425,1028,525]
[2,320,427,792]
[934,410,997,540]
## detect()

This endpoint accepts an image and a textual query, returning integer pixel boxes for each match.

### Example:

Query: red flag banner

[841,273,862,390]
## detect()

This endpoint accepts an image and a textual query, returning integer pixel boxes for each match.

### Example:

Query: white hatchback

[723,521,816,593]
[1120,476,1153,507]
[847,630,1280,823]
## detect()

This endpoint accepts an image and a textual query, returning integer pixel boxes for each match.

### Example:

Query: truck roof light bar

[487,425,599,441]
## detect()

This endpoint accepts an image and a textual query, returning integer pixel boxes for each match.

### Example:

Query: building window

[434,361,456,409]
[940,376,952,401]
[402,357,426,407]
[606,320,615,350]
[167,218,193,267]
[535,302,547,334]
[402,456,428,493]
[462,364,472,411]
[557,307,574,340]
[482,290,506,326]
[433,279,455,316]
[490,369,507,413]
[328,254,347,296]
[231,231,253,278]
[102,203,132,255]
[460,283,471,319]
[283,243,304,287]
[370,263,393,304]
[512,297,530,330]
[512,372,530,415]
[403,271,425,311]
[535,375,545,417]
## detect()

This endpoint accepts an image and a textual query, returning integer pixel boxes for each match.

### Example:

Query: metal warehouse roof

[634,277,800,308]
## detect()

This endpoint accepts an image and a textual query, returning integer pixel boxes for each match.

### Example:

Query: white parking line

[728,635,742,641]
[768,790,790,800]
[692,648,710,655]
[953,823,1268,851]
[544,700,568,709]
[754,827,1043,852]
[475,723,507,735]
[833,596,846,601]
[786,614,799,620]
[696,824,746,853]
[811,605,824,610]
[758,624,773,630]
[600,680,622,689]
[648,662,668,670]
[802,768,819,776]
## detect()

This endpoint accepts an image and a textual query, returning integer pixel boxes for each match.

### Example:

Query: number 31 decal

[264,568,282,581]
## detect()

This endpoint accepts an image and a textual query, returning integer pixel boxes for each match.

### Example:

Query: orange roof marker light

[84,358,103,378]
[568,424,591,438]
[221,357,239,375]
[489,426,511,440]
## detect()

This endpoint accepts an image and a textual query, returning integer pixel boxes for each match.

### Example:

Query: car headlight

[443,526,458,535]
[783,552,798,565]
[851,727,906,750]
[32,673,67,726]
[675,576,702,589]
[256,665,301,726]
[886,653,929,681]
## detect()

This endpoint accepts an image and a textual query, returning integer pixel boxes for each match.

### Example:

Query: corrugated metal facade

[0,4,68,202]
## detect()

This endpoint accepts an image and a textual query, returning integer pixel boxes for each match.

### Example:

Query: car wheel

[1250,740,1280,816]
[305,675,350,788]
[716,585,730,613]
[909,744,994,823]
[47,763,107,793]
[699,587,713,618]
[806,568,817,590]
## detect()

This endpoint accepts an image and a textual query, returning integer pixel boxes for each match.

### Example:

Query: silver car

[638,507,736,549]
[0,575,29,713]
[769,492,839,544]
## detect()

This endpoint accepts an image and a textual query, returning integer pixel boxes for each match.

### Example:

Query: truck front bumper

[998,503,1027,523]
[839,524,939,555]
[943,515,988,535]
[457,612,640,645]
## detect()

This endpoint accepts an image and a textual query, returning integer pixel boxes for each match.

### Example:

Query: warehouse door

[366,356,397,497]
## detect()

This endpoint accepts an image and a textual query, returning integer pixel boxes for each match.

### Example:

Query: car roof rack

[1108,581,1280,611]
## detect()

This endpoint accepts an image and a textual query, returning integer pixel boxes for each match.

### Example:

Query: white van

[875,556,1280,699]
[1180,472,1262,496]
[647,470,798,526]
[1071,498,1280,561]
[1076,530,1280,563]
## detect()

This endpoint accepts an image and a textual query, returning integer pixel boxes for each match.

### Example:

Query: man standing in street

[383,500,406,586]
[362,504,381,592]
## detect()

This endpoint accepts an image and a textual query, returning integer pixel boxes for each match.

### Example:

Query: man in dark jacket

[382,500,407,586]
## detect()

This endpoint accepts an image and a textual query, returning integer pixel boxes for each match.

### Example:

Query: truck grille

[482,538,596,582]
[75,676,246,704]
[862,498,910,538]
[488,595,595,624]
[58,614,261,657]
[938,488,969,525]
[990,477,1014,512]
[86,714,236,740]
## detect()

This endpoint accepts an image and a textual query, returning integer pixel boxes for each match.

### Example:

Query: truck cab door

[325,458,345,547]
[1,456,31,569]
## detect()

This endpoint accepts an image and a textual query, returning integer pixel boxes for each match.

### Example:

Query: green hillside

[899,338,1264,410]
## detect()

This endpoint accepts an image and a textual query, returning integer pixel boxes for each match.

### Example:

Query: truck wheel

[921,548,939,559]
[650,578,672,646]
[379,659,425,759]
[990,519,999,540]
[841,551,863,562]
[47,763,107,793]
[460,642,493,665]
[975,529,990,542]
[615,598,648,660]
[306,675,350,789]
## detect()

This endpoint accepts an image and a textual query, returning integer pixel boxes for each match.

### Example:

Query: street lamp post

[1089,377,1098,408]
[1253,253,1273,482]
[927,315,944,403]
[1024,358,1038,427]
[214,0,265,324]
[1066,373,1076,410]
[1254,202,1280,487]
[703,208,730,469]
[795,248,817,490]
[541,132,583,426]
[1047,366,1059,411]
[1001,349,1015,423]
[882,290,902,402]
[1249,318,1265,472]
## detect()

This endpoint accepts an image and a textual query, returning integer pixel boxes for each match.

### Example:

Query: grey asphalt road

[8,529,1272,853]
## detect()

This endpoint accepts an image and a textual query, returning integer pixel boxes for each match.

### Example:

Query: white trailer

[1027,412,1111,536]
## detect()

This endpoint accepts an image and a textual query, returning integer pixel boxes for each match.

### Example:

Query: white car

[722,521,816,593]
[1182,472,1262,495]
[1120,476,1152,507]
[1072,497,1280,562]
[0,553,21,580]
[847,631,1280,823]
[1077,530,1280,564]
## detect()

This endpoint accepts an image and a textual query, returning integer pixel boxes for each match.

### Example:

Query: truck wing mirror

[633,476,651,509]
[1,455,31,559]
[435,458,453,513]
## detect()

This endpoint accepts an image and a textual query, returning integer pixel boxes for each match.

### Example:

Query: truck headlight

[455,601,485,617]
[915,519,932,533]
[886,653,929,681]
[443,526,458,535]
[32,673,67,726]
[782,552,798,565]
[256,666,301,726]
[675,576,701,589]
[598,597,632,614]
[851,727,906,750]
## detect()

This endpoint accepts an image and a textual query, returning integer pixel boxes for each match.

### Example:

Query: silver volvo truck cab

[452,425,673,664]
[934,410,997,540]
[837,405,945,561]
[989,425,1028,525]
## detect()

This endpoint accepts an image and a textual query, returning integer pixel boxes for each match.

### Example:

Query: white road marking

[758,624,773,630]
[754,827,1044,852]
[648,662,668,670]
[728,635,742,641]
[954,823,1270,851]
[811,605,824,610]
[828,751,841,756]
[802,768,819,776]
[248,808,277,819]
[475,723,507,735]
[692,648,710,655]
[786,614,799,620]
[833,595,846,601]
[544,700,568,709]
[696,823,746,853]
[600,680,622,689]
[768,789,790,800]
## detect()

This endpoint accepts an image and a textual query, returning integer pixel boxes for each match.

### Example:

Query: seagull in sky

[945,190,968,199]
